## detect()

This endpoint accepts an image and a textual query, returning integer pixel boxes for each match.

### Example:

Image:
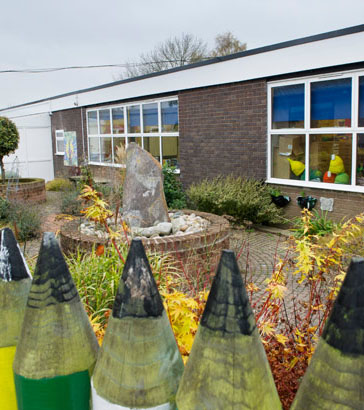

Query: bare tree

[120,32,247,79]
[123,33,208,78]
[211,32,247,57]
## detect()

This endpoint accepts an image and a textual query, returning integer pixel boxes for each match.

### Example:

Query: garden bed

[60,210,230,275]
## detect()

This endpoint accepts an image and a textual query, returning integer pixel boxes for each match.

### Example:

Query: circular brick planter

[0,178,46,203]
[60,210,230,275]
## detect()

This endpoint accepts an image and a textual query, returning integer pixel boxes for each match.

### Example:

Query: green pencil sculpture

[292,257,364,409]
[176,250,281,410]
[0,228,32,410]
[91,239,184,410]
[13,232,99,410]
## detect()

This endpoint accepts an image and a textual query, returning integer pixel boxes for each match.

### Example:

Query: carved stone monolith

[122,143,170,228]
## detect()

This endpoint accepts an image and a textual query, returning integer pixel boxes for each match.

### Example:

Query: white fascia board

[3,30,364,117]
[53,31,364,111]
[0,101,53,119]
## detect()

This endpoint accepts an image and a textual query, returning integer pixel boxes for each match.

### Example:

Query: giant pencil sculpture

[176,250,281,409]
[13,232,99,410]
[292,257,364,409]
[92,239,184,410]
[0,228,32,410]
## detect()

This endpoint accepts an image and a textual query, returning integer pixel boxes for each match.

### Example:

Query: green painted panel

[14,370,90,410]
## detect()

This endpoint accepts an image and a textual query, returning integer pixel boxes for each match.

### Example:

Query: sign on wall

[64,131,78,167]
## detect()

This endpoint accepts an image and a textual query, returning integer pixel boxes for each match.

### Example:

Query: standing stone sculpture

[122,143,170,228]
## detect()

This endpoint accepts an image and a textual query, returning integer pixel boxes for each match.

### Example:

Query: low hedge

[187,175,283,225]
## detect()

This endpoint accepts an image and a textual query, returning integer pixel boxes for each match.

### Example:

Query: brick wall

[178,80,267,187]
[271,184,364,223]
[51,108,87,177]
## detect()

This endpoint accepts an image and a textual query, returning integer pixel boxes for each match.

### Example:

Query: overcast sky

[1,0,363,109]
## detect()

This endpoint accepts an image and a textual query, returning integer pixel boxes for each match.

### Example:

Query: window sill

[267,177,364,193]
[55,153,64,156]
[88,162,126,168]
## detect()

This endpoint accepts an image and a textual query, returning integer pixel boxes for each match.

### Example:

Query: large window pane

[89,137,100,162]
[161,101,178,132]
[162,137,179,168]
[113,137,126,164]
[271,135,305,180]
[310,134,352,184]
[143,137,160,161]
[127,105,141,133]
[143,103,158,133]
[272,84,304,129]
[311,79,352,128]
[359,77,364,127]
[99,109,111,134]
[87,111,98,135]
[112,108,124,134]
[357,134,364,186]
[100,137,112,163]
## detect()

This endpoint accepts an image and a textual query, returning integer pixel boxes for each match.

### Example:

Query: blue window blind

[161,101,178,131]
[272,84,304,128]
[311,78,351,127]
[359,77,364,127]
[129,106,140,127]
[143,103,158,127]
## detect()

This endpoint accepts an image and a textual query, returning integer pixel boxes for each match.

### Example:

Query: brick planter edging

[0,178,46,203]
[60,210,230,275]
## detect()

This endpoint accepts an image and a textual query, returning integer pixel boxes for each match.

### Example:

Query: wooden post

[13,232,99,410]
[0,228,32,410]
[292,257,364,409]
[176,250,281,409]
[91,239,184,410]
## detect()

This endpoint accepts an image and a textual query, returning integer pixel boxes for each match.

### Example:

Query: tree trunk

[0,157,5,184]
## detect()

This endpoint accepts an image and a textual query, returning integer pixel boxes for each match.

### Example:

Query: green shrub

[187,175,283,225]
[66,245,174,325]
[0,197,11,220]
[162,165,187,209]
[61,191,83,215]
[0,117,19,184]
[94,183,113,201]
[292,210,341,238]
[46,178,74,192]
[9,202,41,241]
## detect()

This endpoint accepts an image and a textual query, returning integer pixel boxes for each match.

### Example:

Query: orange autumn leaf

[95,244,105,256]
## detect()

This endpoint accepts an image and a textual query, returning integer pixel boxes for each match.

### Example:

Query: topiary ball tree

[0,117,19,183]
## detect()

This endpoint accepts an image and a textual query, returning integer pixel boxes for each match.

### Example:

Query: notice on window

[64,131,78,166]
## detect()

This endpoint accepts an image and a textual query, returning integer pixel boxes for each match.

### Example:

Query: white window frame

[86,96,179,168]
[55,130,65,155]
[267,68,364,193]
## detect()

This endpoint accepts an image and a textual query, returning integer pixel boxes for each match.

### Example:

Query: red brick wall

[270,184,364,223]
[51,107,87,177]
[178,80,267,187]
[0,179,46,203]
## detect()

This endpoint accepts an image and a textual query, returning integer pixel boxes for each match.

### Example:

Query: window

[311,79,351,128]
[127,105,141,133]
[87,98,179,167]
[359,77,364,127]
[99,109,111,134]
[161,100,178,132]
[87,111,98,134]
[272,84,304,129]
[143,103,158,133]
[268,72,364,191]
[55,130,65,155]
